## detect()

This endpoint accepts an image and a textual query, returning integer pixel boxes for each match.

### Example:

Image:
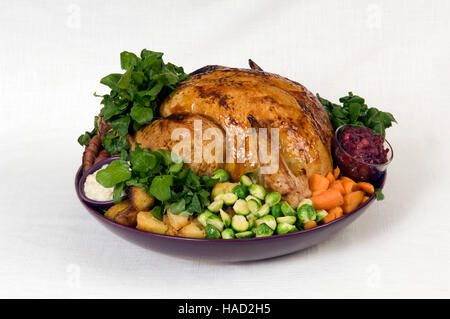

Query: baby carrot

[304,220,317,229]
[322,211,336,224]
[361,195,370,204]
[342,180,355,194]
[342,191,365,214]
[333,167,340,179]
[312,190,325,197]
[340,176,356,184]
[326,172,335,185]
[329,180,345,195]
[328,206,343,219]
[309,174,330,193]
[357,182,375,195]
[310,189,344,210]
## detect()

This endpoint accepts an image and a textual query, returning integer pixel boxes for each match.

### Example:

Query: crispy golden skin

[135,64,333,206]
[134,113,225,176]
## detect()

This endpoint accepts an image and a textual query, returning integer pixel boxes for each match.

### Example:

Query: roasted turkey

[132,61,333,206]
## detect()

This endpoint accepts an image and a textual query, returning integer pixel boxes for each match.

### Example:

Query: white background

[1,0,449,298]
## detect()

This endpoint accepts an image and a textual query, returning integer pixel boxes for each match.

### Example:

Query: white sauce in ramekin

[84,164,122,201]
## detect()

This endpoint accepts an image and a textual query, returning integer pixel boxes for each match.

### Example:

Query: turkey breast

[134,63,333,206]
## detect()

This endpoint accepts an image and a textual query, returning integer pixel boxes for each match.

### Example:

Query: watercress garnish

[375,188,384,201]
[77,116,99,146]
[95,144,219,215]
[78,49,188,154]
[317,92,397,137]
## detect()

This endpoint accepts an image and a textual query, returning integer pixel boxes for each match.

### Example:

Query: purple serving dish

[75,162,386,262]
[78,156,125,210]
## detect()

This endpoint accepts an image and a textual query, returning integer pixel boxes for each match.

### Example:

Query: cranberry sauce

[339,126,388,165]
[333,126,390,182]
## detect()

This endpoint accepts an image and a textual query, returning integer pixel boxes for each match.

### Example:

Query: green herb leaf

[158,149,182,166]
[180,211,194,217]
[186,193,202,214]
[78,132,92,146]
[83,49,188,155]
[120,51,139,70]
[120,149,128,161]
[100,74,122,90]
[149,175,173,201]
[169,199,185,214]
[169,161,183,173]
[317,92,397,137]
[110,115,131,137]
[113,182,124,204]
[130,105,153,125]
[96,159,131,188]
[129,144,159,173]
[348,103,361,122]
[375,188,384,201]
[151,206,163,221]
[117,66,134,89]
[102,134,130,155]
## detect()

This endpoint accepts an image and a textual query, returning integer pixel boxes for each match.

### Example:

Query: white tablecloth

[1,0,449,298]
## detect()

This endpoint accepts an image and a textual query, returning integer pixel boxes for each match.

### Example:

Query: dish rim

[75,160,386,243]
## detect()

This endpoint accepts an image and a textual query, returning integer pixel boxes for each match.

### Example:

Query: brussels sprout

[222,193,238,205]
[232,184,249,199]
[235,231,254,239]
[245,195,262,205]
[246,213,257,230]
[281,201,296,216]
[265,192,281,207]
[297,198,314,211]
[213,193,225,201]
[219,209,232,228]
[295,218,304,230]
[315,209,328,223]
[297,204,316,224]
[207,214,224,232]
[247,199,261,214]
[245,172,259,184]
[233,199,250,216]
[205,224,221,239]
[255,223,274,237]
[248,184,266,200]
[255,203,270,218]
[276,216,297,225]
[207,199,224,213]
[257,215,277,230]
[270,203,283,218]
[211,182,239,199]
[197,210,213,227]
[212,169,230,182]
[221,228,235,239]
[240,175,253,187]
[231,215,249,232]
[276,223,298,235]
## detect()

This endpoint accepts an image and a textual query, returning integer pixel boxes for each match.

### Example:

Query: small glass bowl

[332,124,393,183]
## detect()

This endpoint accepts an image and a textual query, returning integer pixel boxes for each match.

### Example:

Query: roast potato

[166,211,191,231]
[104,200,132,221]
[163,214,178,236]
[137,211,168,234]
[178,221,206,239]
[114,206,138,227]
[129,186,155,211]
